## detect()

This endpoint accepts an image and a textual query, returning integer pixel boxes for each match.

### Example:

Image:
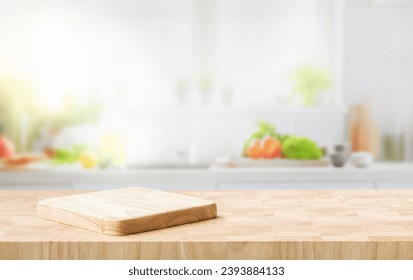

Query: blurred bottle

[348,101,381,160]
[100,132,126,166]
[383,115,405,161]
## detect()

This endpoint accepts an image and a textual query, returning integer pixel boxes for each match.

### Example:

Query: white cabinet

[217,181,375,190]
[376,182,413,189]
[1,164,413,190]
[0,185,73,190]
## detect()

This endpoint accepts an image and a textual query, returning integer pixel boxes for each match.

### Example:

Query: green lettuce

[282,136,322,159]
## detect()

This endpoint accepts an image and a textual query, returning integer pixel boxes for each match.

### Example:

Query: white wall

[214,0,336,109]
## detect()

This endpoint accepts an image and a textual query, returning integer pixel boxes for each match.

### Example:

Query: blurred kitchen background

[1,0,413,189]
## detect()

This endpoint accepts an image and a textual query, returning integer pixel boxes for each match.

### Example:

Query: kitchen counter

[2,189,413,259]
[1,162,413,190]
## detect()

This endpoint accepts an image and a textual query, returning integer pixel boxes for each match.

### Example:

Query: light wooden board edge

[37,202,217,236]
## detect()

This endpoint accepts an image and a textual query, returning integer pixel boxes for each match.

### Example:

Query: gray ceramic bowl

[330,153,347,168]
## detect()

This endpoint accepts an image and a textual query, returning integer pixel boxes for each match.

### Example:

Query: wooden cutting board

[214,157,329,168]
[37,187,217,236]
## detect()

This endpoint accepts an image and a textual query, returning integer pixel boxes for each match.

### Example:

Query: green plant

[0,77,43,151]
[290,65,332,107]
[46,94,103,131]
[0,76,103,152]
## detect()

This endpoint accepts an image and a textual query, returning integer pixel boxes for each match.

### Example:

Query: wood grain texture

[3,189,413,259]
[37,187,217,235]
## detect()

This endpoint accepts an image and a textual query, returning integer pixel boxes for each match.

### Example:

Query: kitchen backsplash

[122,109,346,165]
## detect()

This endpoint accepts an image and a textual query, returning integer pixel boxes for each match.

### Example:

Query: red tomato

[247,139,262,159]
[261,136,282,159]
[0,135,15,159]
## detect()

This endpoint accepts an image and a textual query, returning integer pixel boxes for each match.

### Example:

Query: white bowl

[350,152,373,168]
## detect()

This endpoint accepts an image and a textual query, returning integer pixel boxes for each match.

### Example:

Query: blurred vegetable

[0,135,15,159]
[243,121,287,157]
[4,154,45,166]
[246,139,262,159]
[261,136,282,159]
[51,145,101,170]
[79,151,98,169]
[282,136,323,160]
[52,145,88,164]
[44,147,55,158]
[53,148,76,164]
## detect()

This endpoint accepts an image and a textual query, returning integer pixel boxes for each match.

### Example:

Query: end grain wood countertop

[2,189,413,260]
